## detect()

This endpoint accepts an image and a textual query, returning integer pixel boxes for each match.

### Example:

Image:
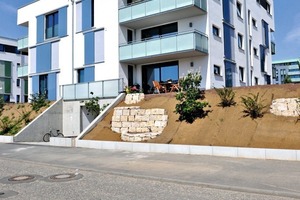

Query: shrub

[240,92,266,119]
[0,97,5,115]
[174,72,209,123]
[0,116,21,135]
[283,75,292,84]
[30,93,50,112]
[215,87,236,107]
[85,92,109,117]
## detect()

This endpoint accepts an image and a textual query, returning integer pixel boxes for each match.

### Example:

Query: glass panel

[195,33,208,52]
[177,0,192,7]
[161,36,177,54]
[146,0,159,16]
[103,80,119,97]
[177,33,194,51]
[4,78,11,93]
[132,43,146,58]
[119,7,132,23]
[161,65,178,82]
[0,80,4,94]
[89,81,103,98]
[131,3,145,20]
[4,61,11,77]
[119,45,132,60]
[63,85,75,100]
[76,83,89,99]
[160,0,176,12]
[146,39,160,56]
[0,61,5,77]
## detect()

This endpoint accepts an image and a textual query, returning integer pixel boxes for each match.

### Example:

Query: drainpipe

[71,0,75,84]
[244,1,250,86]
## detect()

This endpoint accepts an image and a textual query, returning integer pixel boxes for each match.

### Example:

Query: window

[16,95,20,103]
[238,34,243,49]
[212,25,220,37]
[239,67,244,81]
[214,65,221,75]
[253,47,258,56]
[45,11,59,39]
[127,29,133,43]
[78,69,84,83]
[141,23,178,40]
[39,74,48,97]
[255,77,258,85]
[237,1,242,18]
[252,18,257,27]
[16,79,20,87]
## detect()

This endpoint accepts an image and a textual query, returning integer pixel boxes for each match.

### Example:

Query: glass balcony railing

[119,0,207,24]
[61,78,124,100]
[17,37,28,50]
[17,65,28,77]
[120,30,208,61]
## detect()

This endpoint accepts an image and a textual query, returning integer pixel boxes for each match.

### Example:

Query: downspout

[71,0,75,84]
[244,1,251,86]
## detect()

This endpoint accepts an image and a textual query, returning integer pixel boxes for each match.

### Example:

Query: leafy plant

[240,92,266,119]
[283,75,292,84]
[174,72,209,123]
[0,97,5,115]
[215,87,236,107]
[30,93,50,112]
[0,116,21,135]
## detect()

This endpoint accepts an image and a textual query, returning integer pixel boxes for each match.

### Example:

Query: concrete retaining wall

[76,140,300,161]
[50,137,74,147]
[14,99,63,142]
[0,136,14,143]
[76,93,126,140]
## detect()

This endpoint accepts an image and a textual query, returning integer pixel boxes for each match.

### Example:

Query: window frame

[239,66,244,82]
[212,25,220,37]
[45,11,59,39]
[236,1,242,18]
[252,18,257,28]
[214,65,221,76]
[238,33,244,49]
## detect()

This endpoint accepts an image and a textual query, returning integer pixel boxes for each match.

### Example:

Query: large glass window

[39,74,48,97]
[142,61,178,93]
[46,11,59,39]
[141,23,177,40]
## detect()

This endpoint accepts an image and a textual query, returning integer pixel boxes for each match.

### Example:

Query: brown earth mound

[83,84,300,149]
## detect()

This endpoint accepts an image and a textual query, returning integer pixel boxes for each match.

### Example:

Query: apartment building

[17,0,275,100]
[272,59,300,84]
[0,37,28,103]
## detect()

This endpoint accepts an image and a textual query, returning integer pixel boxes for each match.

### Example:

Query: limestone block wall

[270,98,299,117]
[125,93,145,104]
[111,106,168,142]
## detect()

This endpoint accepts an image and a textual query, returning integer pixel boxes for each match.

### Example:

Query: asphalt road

[0,143,299,200]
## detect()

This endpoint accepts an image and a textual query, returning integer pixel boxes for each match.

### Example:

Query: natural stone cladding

[125,93,145,104]
[111,106,168,142]
[270,98,299,117]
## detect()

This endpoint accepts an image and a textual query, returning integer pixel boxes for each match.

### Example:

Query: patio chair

[152,81,166,94]
[170,81,181,92]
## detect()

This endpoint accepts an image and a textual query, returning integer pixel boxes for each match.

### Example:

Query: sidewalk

[0,143,299,199]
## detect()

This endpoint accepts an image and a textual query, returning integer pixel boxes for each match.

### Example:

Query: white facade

[17,0,275,99]
[0,37,28,103]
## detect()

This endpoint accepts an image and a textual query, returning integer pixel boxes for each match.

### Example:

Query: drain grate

[0,174,42,184]
[44,173,83,182]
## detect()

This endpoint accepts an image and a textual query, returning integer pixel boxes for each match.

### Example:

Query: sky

[0,0,299,61]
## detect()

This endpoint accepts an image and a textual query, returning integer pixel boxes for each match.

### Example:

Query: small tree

[215,87,236,107]
[283,75,292,84]
[30,93,50,112]
[174,72,209,123]
[85,92,109,117]
[240,92,266,119]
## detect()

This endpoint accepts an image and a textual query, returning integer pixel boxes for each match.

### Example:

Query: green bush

[30,93,50,112]
[85,92,109,117]
[0,116,21,135]
[215,87,236,107]
[0,97,5,115]
[174,72,209,123]
[240,92,266,119]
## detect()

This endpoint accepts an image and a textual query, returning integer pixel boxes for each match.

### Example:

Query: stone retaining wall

[270,98,299,117]
[111,106,168,142]
[125,93,145,104]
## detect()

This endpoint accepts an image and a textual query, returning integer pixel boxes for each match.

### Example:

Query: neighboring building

[17,0,275,100]
[0,37,28,103]
[272,59,300,84]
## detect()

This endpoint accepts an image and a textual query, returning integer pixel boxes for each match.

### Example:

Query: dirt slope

[83,84,300,149]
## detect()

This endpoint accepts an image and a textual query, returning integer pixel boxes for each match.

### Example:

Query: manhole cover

[0,174,42,184]
[50,173,76,180]
[8,175,34,182]
[44,173,83,182]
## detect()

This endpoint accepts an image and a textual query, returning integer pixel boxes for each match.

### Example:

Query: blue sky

[0,0,299,61]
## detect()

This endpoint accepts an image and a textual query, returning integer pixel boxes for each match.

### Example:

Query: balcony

[119,0,207,29]
[17,65,28,78]
[271,41,276,55]
[61,79,123,100]
[17,37,28,51]
[119,30,208,64]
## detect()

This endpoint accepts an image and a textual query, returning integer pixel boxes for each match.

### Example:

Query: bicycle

[43,129,64,142]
